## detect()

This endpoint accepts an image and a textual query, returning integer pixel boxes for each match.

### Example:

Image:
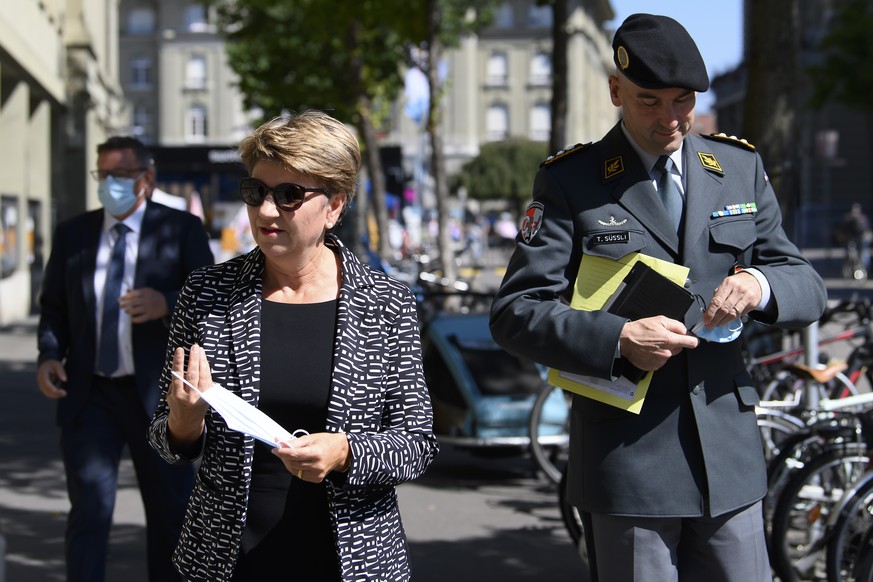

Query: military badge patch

[697,151,723,174]
[604,156,624,181]
[521,202,544,244]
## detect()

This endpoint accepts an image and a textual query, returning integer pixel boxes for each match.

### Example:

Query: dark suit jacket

[37,200,214,427]
[490,122,827,517]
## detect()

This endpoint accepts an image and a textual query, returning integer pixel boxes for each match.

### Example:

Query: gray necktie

[98,223,130,376]
[655,155,682,232]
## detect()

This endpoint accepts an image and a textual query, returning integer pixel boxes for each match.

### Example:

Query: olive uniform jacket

[490,122,826,518]
[148,235,439,581]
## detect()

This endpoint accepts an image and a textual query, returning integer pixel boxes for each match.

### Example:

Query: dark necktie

[98,223,130,376]
[655,155,682,233]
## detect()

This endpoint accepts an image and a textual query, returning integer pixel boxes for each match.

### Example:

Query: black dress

[232,299,340,581]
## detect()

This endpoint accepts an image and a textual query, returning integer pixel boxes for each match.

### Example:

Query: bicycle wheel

[761,368,859,406]
[826,472,873,582]
[558,465,582,546]
[850,525,873,582]
[557,464,599,579]
[528,383,571,484]
[764,415,866,532]
[770,449,871,582]
[756,406,807,461]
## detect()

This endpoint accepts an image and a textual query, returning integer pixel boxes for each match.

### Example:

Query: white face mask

[97,175,142,216]
[692,318,744,343]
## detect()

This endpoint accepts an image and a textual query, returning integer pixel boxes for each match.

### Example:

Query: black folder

[608,261,695,383]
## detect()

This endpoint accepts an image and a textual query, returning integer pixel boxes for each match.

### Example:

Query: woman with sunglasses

[148,110,439,581]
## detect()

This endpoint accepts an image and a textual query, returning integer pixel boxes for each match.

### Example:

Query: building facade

[118,0,253,242]
[0,0,124,325]
[712,0,873,248]
[385,0,617,210]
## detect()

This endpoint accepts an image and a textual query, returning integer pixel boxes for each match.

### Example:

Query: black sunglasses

[240,177,330,212]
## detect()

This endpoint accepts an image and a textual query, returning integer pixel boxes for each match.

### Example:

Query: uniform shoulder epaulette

[541,142,591,167]
[702,132,756,151]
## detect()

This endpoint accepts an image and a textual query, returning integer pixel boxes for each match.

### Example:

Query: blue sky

[606,2,744,113]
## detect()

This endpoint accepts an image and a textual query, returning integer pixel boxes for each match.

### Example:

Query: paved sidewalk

[0,256,868,580]
[0,316,149,581]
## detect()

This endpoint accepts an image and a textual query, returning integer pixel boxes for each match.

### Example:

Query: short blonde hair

[238,110,361,205]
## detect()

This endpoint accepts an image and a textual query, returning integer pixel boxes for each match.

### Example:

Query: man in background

[36,135,214,581]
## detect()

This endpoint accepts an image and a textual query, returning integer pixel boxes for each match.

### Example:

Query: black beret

[612,13,709,92]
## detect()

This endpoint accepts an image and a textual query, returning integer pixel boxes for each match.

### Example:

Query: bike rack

[804,321,821,409]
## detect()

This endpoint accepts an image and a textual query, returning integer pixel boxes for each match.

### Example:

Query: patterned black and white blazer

[148,234,439,581]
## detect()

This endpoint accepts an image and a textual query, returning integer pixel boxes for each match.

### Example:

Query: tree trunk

[348,20,390,260]
[549,0,569,154]
[427,0,457,282]
[357,101,391,260]
[743,0,801,238]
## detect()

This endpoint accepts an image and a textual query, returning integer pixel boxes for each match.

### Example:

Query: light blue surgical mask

[692,318,744,343]
[97,175,142,216]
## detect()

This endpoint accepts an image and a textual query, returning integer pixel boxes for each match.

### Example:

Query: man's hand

[619,316,699,372]
[37,359,68,399]
[119,287,169,323]
[701,272,762,329]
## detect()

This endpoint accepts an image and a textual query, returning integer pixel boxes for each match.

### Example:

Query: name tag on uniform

[591,232,629,246]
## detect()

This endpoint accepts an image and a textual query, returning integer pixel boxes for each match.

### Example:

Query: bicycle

[755,296,873,460]
[764,393,873,582]
[528,380,571,484]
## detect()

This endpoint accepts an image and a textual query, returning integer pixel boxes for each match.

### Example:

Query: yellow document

[547,252,690,414]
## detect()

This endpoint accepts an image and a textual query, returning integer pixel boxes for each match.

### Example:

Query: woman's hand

[166,344,211,449]
[272,432,351,483]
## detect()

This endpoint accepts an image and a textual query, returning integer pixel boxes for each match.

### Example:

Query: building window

[493,3,513,28]
[127,8,155,34]
[486,51,508,87]
[185,55,207,89]
[130,57,153,88]
[530,102,550,142]
[186,104,208,142]
[486,103,509,141]
[184,4,208,32]
[530,52,551,86]
[527,4,552,28]
[132,105,151,137]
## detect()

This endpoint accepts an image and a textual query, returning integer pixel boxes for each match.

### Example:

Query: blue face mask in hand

[98,176,142,216]
[692,318,744,343]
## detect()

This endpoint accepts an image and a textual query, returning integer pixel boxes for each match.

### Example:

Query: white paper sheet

[170,371,304,446]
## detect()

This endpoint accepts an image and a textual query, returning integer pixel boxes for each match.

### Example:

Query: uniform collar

[619,121,685,178]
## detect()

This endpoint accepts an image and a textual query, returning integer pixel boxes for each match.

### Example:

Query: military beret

[612,13,709,92]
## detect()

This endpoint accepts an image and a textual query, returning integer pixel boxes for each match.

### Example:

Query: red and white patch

[520,202,544,244]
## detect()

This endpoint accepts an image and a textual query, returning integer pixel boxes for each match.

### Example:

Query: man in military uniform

[490,13,826,581]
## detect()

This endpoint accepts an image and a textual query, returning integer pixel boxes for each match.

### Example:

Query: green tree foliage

[454,138,548,214]
[806,0,873,113]
[206,0,426,258]
[211,0,423,120]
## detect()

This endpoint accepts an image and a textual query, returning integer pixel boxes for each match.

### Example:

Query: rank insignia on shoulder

[697,151,723,174]
[541,142,590,168]
[603,156,624,181]
[703,132,757,151]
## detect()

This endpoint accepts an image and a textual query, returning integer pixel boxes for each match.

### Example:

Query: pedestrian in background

[490,13,826,582]
[36,135,214,582]
[835,202,871,278]
[148,110,438,581]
